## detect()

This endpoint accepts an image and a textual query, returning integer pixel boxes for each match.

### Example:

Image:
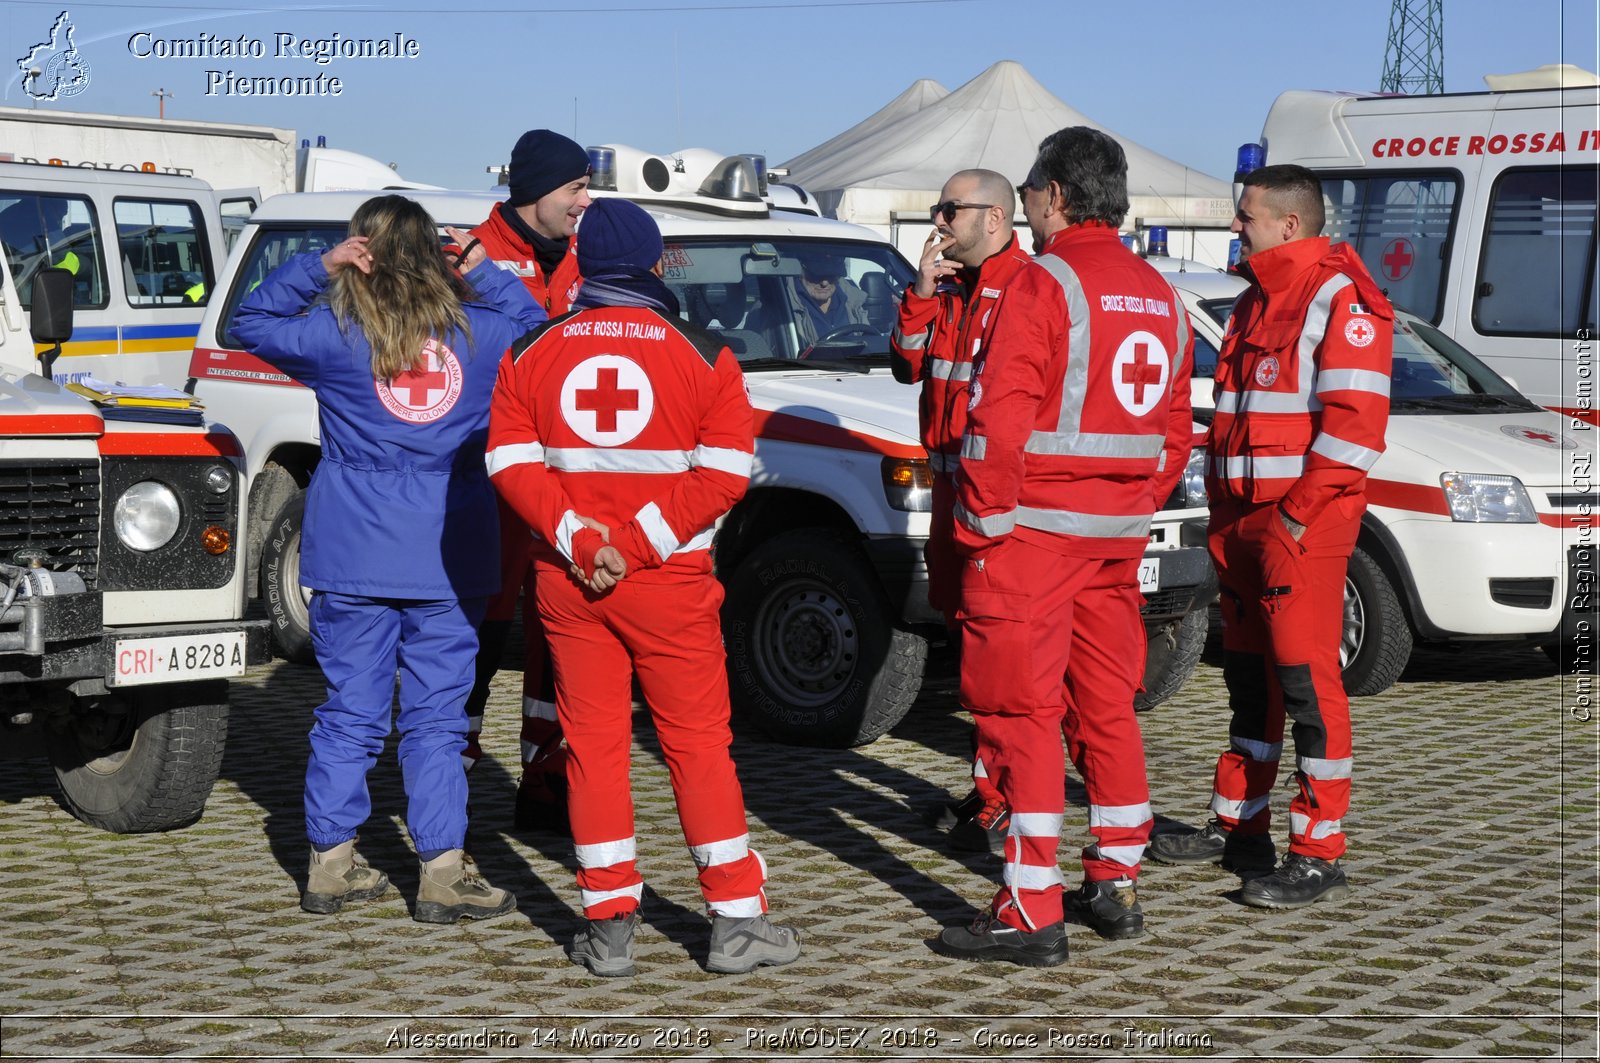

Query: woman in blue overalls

[233,195,546,921]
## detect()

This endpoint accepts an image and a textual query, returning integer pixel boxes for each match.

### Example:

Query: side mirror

[30,267,74,379]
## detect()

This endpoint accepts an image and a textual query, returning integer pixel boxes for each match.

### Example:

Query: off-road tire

[1341,545,1413,696]
[47,681,230,833]
[263,491,316,664]
[1135,606,1208,712]
[722,529,925,747]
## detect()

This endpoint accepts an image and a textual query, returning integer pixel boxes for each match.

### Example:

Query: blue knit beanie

[577,198,663,274]
[507,129,591,207]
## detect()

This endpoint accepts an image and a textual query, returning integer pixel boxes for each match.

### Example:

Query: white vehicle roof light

[588,146,618,192]
[590,143,770,217]
[697,155,763,205]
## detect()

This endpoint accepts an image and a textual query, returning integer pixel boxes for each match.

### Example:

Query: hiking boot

[1241,852,1349,909]
[934,910,1067,968]
[413,850,516,924]
[705,914,802,974]
[948,797,1010,854]
[922,788,983,830]
[569,911,639,977]
[301,840,389,914]
[1064,877,1145,940]
[513,751,570,835]
[1147,820,1275,872]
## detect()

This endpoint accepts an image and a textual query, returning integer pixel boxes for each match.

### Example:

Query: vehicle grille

[1140,586,1195,618]
[1488,577,1555,610]
[1548,493,1593,509]
[0,459,100,586]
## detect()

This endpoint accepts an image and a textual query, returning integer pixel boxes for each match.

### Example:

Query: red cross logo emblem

[375,340,463,424]
[1501,424,1575,449]
[1381,238,1414,281]
[1254,355,1281,387]
[1344,317,1377,348]
[560,355,654,445]
[1110,330,1170,415]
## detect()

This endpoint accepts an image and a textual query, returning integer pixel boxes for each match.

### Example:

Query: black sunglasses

[929,201,997,225]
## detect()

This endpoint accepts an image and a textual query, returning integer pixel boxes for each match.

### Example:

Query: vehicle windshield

[660,238,914,367]
[1193,297,1539,414]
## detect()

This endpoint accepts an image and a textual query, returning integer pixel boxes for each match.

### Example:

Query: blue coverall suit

[233,251,545,853]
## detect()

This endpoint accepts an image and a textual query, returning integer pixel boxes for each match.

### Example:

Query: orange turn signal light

[201,526,232,555]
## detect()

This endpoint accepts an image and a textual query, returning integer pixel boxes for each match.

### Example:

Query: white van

[1251,66,1599,421]
[0,161,226,387]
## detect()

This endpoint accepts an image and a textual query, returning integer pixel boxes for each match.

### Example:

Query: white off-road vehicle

[190,149,1215,747]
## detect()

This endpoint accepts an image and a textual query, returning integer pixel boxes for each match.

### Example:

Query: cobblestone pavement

[1,625,1596,1061]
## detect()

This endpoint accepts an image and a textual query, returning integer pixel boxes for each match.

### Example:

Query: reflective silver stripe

[1028,254,1163,461]
[1003,862,1067,891]
[580,883,644,908]
[1298,756,1353,780]
[1230,736,1283,763]
[1032,255,1092,437]
[1212,793,1271,820]
[891,326,928,349]
[1088,802,1153,830]
[486,441,544,476]
[691,445,753,477]
[1096,843,1145,868]
[926,451,960,474]
[1016,506,1152,539]
[679,525,716,553]
[492,260,540,278]
[689,833,750,868]
[465,714,482,731]
[973,757,991,780]
[1310,432,1381,470]
[962,434,987,461]
[522,696,557,721]
[546,448,690,474]
[519,738,540,761]
[1008,811,1064,836]
[634,501,679,562]
[1025,429,1165,459]
[575,837,635,868]
[1211,453,1308,479]
[554,510,585,563]
[1316,368,1390,398]
[707,894,766,918]
[927,356,972,382]
[955,500,1016,537]
[1290,813,1344,841]
[1218,389,1322,415]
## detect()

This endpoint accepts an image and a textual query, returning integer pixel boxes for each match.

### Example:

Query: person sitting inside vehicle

[789,254,867,349]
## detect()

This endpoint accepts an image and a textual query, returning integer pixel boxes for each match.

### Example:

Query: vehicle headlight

[1181,448,1208,508]
[113,481,182,551]
[1439,472,1537,523]
[881,456,933,512]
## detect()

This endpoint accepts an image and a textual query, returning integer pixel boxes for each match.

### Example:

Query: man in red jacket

[461,129,591,832]
[487,197,800,977]
[1147,165,1392,909]
[890,168,1031,852]
[935,128,1193,967]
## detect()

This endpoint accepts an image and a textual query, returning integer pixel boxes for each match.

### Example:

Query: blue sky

[6,0,1597,192]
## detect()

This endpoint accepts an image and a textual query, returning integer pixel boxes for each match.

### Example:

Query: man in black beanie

[461,128,592,835]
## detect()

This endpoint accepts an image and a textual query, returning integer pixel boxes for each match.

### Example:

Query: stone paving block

[1,633,1595,1060]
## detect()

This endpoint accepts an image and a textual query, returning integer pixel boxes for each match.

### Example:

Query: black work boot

[1064,877,1144,940]
[1147,820,1275,872]
[948,797,1010,854]
[569,911,639,977]
[934,911,1067,968]
[1240,852,1349,909]
[922,788,983,830]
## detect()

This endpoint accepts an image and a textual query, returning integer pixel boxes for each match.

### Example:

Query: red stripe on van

[189,347,302,387]
[752,408,923,459]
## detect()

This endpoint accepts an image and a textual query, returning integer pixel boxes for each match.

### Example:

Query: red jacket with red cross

[470,205,583,316]
[487,306,753,581]
[889,235,1032,472]
[954,223,1195,559]
[1206,237,1393,526]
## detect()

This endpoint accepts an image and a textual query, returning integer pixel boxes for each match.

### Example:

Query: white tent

[781,61,1234,258]
[778,78,948,182]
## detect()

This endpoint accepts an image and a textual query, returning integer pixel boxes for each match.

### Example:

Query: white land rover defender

[0,165,269,832]
[190,149,1214,747]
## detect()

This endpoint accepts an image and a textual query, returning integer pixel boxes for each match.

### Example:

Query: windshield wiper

[1418,392,1538,411]
[738,356,869,374]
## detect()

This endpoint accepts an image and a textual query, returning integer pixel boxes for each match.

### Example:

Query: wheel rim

[1341,574,1365,669]
[285,529,312,627]
[67,706,137,775]
[749,577,860,707]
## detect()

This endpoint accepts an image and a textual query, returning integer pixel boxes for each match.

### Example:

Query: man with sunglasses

[935,128,1193,967]
[890,170,1031,853]
[792,253,867,343]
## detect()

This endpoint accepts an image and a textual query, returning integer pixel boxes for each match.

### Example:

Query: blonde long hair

[327,195,473,380]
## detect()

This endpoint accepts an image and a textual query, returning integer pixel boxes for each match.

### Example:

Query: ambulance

[190,149,1216,748]
[1248,65,1599,422]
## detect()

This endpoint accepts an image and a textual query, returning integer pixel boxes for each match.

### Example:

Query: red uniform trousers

[1206,495,1361,861]
[925,470,961,624]
[463,497,562,787]
[958,535,1153,931]
[535,562,767,920]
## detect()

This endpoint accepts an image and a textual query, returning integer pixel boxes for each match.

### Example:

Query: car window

[0,191,108,310]
[1189,297,1236,379]
[115,198,213,307]
[660,238,914,365]
[219,224,345,348]
[1391,311,1539,412]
